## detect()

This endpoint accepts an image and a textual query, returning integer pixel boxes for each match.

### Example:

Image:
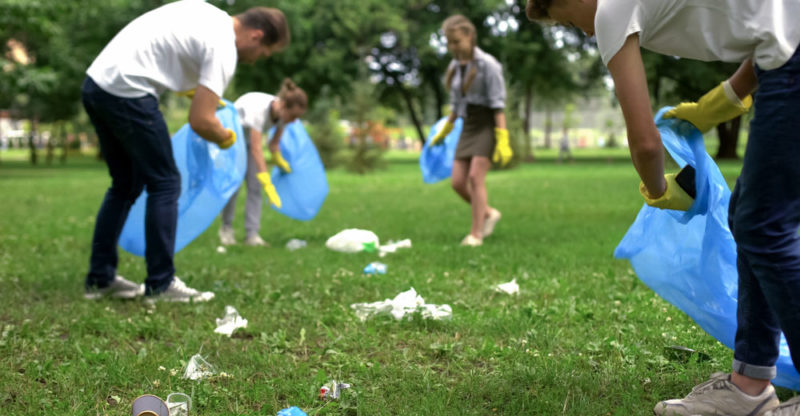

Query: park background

[1,0,788,415]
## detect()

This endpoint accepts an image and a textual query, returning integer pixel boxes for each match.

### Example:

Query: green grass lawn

[0,152,792,415]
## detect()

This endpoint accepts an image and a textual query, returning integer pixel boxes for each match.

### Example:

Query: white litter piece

[214,305,248,337]
[183,354,216,381]
[495,279,519,295]
[319,380,352,400]
[325,229,379,253]
[286,238,307,251]
[378,239,412,257]
[166,392,192,416]
[216,246,227,254]
[350,287,452,322]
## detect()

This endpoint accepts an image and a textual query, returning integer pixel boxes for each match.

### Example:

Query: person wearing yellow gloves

[432,14,512,247]
[81,1,290,302]
[219,79,308,246]
[526,0,800,414]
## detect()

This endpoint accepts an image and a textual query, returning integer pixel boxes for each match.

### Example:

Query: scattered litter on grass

[277,406,307,416]
[166,392,192,416]
[286,239,307,251]
[214,305,248,337]
[495,279,519,295]
[216,246,227,254]
[378,239,411,257]
[319,380,351,400]
[183,354,216,381]
[350,287,452,321]
[325,229,379,253]
[363,262,387,275]
[131,394,169,416]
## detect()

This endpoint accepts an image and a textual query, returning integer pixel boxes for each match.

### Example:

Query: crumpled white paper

[350,287,452,322]
[495,279,519,295]
[214,305,248,337]
[183,354,216,381]
[378,239,412,257]
[325,229,379,253]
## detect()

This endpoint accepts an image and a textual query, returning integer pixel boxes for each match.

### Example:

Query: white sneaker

[765,396,800,416]
[654,372,779,416]
[146,277,215,303]
[84,275,144,300]
[218,226,236,246]
[460,234,483,247]
[482,208,502,238]
[244,234,269,247]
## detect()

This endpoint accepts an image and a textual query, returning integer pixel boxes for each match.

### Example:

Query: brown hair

[442,15,478,94]
[236,7,290,49]
[278,78,307,110]
[525,0,555,21]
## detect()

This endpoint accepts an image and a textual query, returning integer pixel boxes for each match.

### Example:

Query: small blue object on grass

[268,120,329,221]
[420,117,462,184]
[119,100,246,256]
[614,107,800,391]
[277,406,307,416]
[363,262,387,275]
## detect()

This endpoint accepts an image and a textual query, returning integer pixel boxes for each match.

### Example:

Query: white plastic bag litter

[286,238,307,251]
[350,287,452,321]
[495,279,519,295]
[378,239,412,257]
[183,354,216,381]
[325,229,379,253]
[214,305,248,337]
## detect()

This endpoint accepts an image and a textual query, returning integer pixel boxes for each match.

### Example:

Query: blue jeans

[82,77,178,294]
[729,48,800,379]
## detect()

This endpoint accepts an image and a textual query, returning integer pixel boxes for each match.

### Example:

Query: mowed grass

[0,151,790,415]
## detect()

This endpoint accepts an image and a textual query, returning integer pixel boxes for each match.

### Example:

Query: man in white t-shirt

[527,0,800,415]
[82,0,290,303]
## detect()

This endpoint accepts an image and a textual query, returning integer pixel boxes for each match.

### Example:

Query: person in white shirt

[82,0,290,302]
[526,0,800,414]
[218,79,308,247]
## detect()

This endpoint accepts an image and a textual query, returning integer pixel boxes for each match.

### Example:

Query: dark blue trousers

[82,77,178,294]
[730,48,800,379]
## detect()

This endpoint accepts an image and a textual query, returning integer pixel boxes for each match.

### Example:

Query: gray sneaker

[765,396,800,416]
[244,234,269,247]
[145,276,215,303]
[84,275,143,300]
[654,372,779,416]
[219,226,236,246]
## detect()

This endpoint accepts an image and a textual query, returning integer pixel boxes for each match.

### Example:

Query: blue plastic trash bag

[268,120,328,221]
[118,100,247,256]
[420,117,463,184]
[614,107,799,391]
[277,406,307,416]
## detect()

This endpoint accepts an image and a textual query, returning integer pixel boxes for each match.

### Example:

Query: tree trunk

[394,76,425,145]
[716,115,741,160]
[522,84,535,162]
[60,122,68,164]
[29,118,38,165]
[544,109,553,149]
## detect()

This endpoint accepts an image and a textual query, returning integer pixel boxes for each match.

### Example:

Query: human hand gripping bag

[119,99,247,255]
[268,120,328,221]
[419,117,463,184]
[614,107,799,391]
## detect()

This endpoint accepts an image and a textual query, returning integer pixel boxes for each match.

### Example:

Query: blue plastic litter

[420,117,463,184]
[614,107,799,391]
[268,120,328,221]
[277,406,307,416]
[118,100,247,256]
[363,262,387,275]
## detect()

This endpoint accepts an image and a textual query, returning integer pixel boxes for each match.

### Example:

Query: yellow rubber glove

[217,128,236,149]
[639,173,694,211]
[256,172,282,208]
[272,151,292,173]
[177,89,226,107]
[664,80,752,133]
[492,127,513,167]
[430,121,454,146]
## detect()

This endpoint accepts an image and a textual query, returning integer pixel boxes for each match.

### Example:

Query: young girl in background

[219,78,307,246]
[431,14,513,247]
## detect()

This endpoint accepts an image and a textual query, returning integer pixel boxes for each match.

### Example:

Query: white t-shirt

[234,92,278,133]
[595,0,800,70]
[86,0,237,98]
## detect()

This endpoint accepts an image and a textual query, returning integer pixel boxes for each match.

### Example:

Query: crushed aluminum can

[319,380,351,400]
